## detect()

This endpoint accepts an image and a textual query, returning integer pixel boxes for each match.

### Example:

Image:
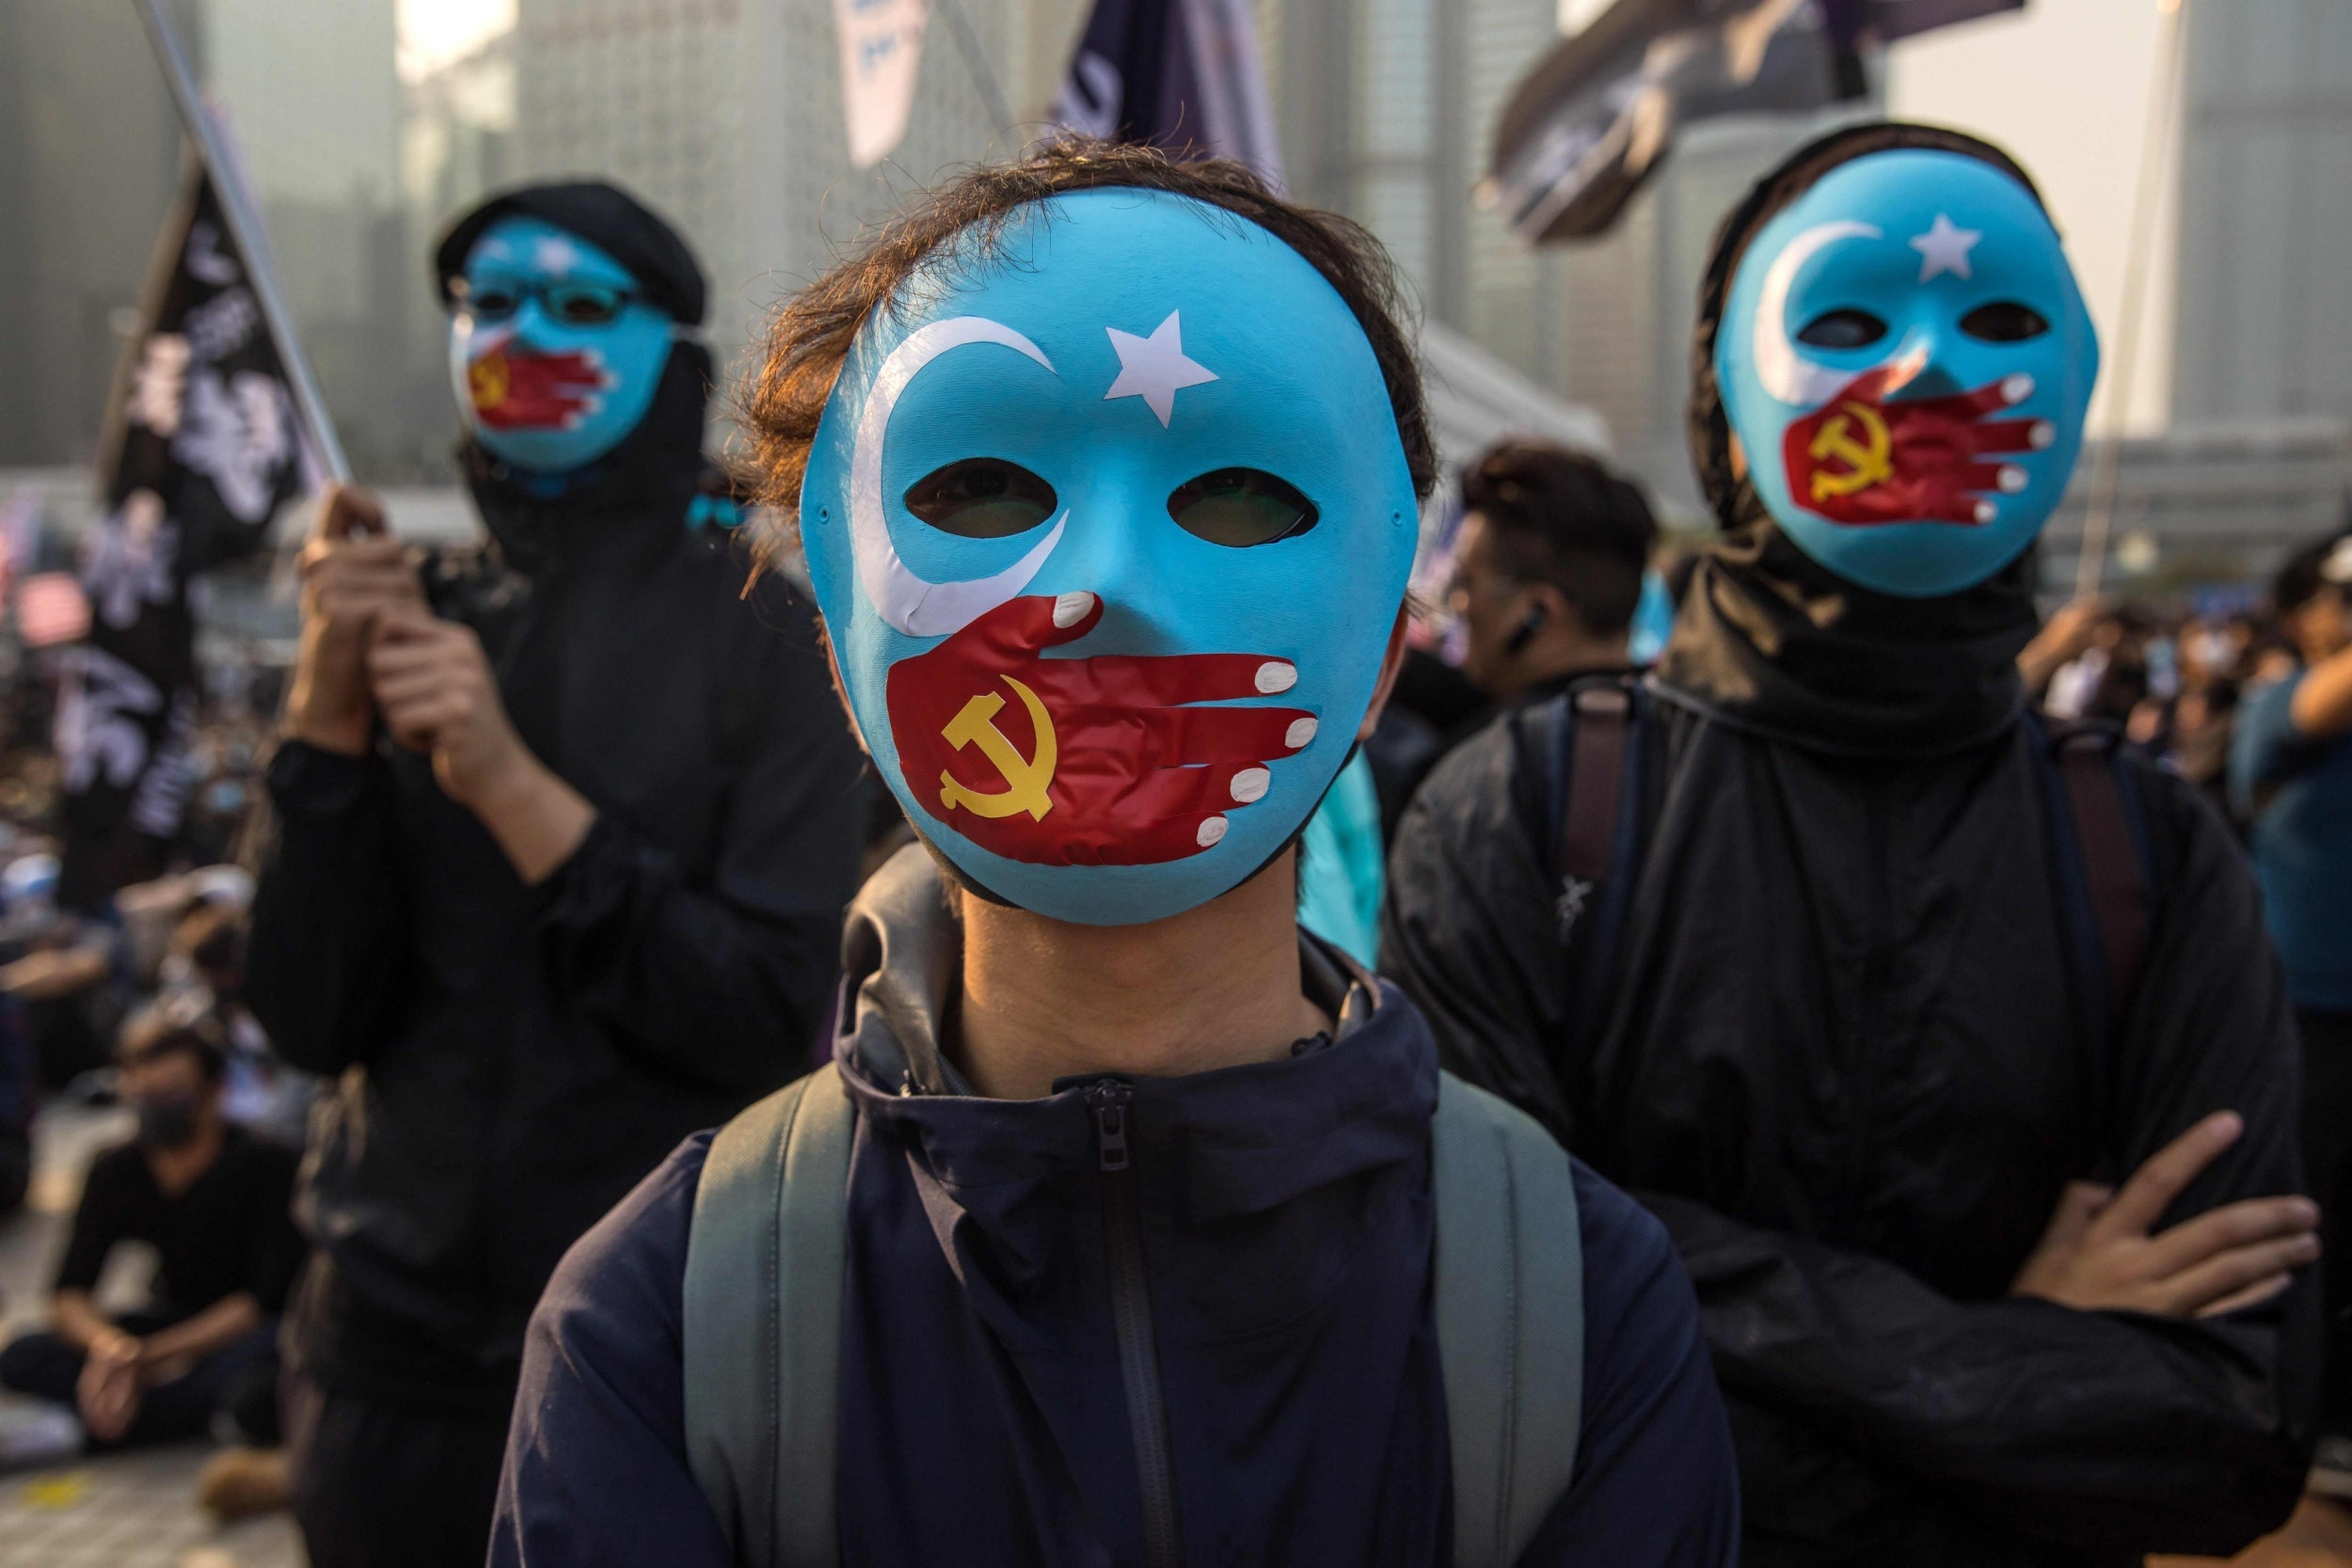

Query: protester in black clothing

[246,182,864,1568]
[1384,122,2319,1565]
[0,1012,298,1450]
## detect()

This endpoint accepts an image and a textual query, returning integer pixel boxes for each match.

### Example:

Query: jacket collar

[830,847,1433,1284]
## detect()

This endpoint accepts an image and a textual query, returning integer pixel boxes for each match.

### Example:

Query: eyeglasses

[449,277,641,327]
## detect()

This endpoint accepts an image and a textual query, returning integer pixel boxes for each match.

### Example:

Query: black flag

[56,153,306,910]
[1486,0,2026,245]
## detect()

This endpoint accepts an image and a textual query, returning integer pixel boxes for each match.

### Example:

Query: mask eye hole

[546,283,630,326]
[1167,468,1319,547]
[1795,309,1889,350]
[458,283,520,322]
[903,458,1058,539]
[1960,301,2051,342]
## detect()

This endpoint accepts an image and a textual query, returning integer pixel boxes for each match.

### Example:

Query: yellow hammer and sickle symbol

[1807,400,1894,501]
[937,676,1057,823]
[469,354,510,412]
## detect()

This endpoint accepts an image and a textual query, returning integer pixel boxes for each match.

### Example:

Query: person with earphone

[1441,443,1659,705]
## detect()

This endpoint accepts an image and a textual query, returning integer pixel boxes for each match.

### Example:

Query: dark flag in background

[1053,0,1284,186]
[56,152,306,910]
[1485,0,2027,245]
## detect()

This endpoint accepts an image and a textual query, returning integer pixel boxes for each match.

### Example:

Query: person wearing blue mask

[246,182,863,1568]
[490,141,1740,1568]
[1386,122,2319,1564]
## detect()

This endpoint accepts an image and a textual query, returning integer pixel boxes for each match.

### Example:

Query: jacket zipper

[1088,1080,1184,1568]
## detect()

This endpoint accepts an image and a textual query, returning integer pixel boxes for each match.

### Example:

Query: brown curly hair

[739,139,1435,579]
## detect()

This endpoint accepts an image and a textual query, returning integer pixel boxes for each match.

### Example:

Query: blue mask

[1717,150,2099,597]
[448,216,675,473]
[802,188,1418,926]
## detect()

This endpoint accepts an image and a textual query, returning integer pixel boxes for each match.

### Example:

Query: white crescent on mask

[1749,218,1888,406]
[850,315,1068,639]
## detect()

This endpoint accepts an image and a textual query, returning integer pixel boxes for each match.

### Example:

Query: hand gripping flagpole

[133,0,352,487]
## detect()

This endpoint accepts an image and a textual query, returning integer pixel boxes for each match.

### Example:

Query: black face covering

[135,1091,202,1150]
[1656,521,2039,758]
[1659,121,2043,759]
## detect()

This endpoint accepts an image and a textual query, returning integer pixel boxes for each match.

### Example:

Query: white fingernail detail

[2001,372,2035,404]
[1284,717,1318,750]
[1997,465,2027,493]
[1230,767,1270,803]
[2029,420,2057,450]
[1974,500,1997,524]
[1255,661,1296,693]
[1052,592,1095,628]
[1197,816,1229,847]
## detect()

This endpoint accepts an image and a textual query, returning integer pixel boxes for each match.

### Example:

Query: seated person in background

[0,1010,301,1452]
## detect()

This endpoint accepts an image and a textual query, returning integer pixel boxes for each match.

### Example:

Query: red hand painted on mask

[467,346,611,432]
[1783,367,2048,527]
[884,594,1316,866]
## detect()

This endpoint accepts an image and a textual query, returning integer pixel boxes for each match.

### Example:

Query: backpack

[1542,675,2160,1165]
[681,1064,1586,1568]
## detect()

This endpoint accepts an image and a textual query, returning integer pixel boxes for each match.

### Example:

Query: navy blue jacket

[493,855,1739,1566]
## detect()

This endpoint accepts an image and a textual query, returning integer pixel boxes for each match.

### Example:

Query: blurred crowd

[2022,589,2305,829]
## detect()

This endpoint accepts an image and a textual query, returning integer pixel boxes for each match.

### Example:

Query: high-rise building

[1272,0,1860,511]
[0,0,197,467]
[2171,0,2352,427]
[507,0,1025,387]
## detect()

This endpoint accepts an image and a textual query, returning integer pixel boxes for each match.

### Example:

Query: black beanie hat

[434,180,707,328]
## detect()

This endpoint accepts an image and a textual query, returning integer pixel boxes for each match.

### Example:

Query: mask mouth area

[1781,367,2049,531]
[467,343,615,432]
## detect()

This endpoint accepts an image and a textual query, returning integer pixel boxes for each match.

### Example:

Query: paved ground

[0,1106,301,1568]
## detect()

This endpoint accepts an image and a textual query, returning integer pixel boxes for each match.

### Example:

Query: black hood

[1661,120,2049,758]
[434,180,707,326]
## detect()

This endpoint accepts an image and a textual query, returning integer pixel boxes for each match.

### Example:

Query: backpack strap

[1555,685,1631,894]
[683,1063,855,1568]
[2028,716,2160,1172]
[1433,1069,1585,1568]
[1545,679,1649,1065]
[686,1063,1587,1568]
[2052,726,2154,1018]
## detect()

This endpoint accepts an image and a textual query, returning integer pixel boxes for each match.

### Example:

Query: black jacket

[1388,120,2315,1562]
[1382,531,2317,1564]
[247,354,865,1406]
[493,847,1741,1567]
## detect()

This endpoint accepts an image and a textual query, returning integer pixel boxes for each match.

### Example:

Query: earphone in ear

[1503,602,1548,657]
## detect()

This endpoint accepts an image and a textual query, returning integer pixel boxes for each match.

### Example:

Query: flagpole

[132,0,352,486]
[930,0,1016,136]
[2074,0,2186,600]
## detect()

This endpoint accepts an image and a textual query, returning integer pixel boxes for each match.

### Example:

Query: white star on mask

[1910,214,1982,283]
[532,233,582,274]
[1103,311,1217,427]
